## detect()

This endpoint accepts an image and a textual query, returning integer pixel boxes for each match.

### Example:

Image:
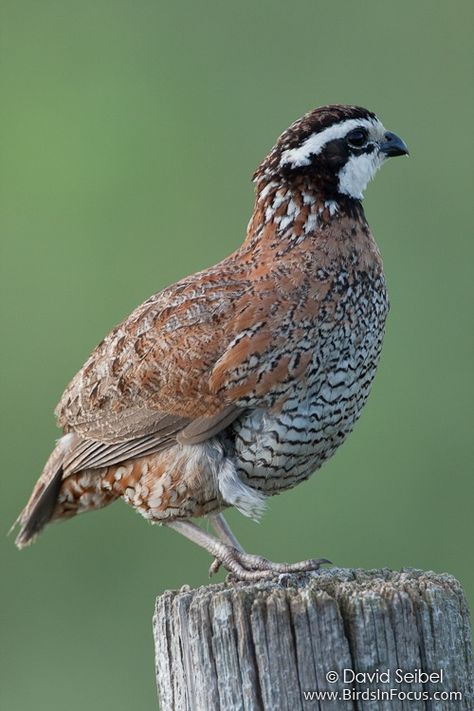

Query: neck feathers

[243,177,365,251]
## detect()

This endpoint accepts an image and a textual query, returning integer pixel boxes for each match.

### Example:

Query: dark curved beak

[380,131,409,157]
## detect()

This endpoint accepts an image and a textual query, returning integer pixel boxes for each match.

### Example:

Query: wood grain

[153,568,474,710]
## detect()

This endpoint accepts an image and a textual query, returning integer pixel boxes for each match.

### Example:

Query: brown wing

[56,272,245,435]
[55,264,252,470]
[55,235,332,471]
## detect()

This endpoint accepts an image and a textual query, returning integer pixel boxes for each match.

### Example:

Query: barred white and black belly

[230,278,389,495]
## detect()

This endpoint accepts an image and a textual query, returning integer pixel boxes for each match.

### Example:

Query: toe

[208,557,222,577]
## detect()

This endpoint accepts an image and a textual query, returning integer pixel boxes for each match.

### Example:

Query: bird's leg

[208,513,245,576]
[165,519,330,582]
[210,513,245,550]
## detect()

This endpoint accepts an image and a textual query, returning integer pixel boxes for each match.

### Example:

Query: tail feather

[13,440,69,549]
[14,467,64,548]
[12,432,123,548]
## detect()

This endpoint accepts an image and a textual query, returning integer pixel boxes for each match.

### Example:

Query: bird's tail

[12,440,68,549]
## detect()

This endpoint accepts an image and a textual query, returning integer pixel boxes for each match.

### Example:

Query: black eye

[347,128,368,148]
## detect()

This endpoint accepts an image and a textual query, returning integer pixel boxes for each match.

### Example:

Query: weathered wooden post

[153,568,473,710]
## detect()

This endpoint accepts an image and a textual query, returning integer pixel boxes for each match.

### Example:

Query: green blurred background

[1,1,473,709]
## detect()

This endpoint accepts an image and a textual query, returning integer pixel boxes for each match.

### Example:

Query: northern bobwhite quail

[14,104,408,580]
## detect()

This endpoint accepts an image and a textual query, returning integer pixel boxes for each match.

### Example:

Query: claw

[208,557,222,577]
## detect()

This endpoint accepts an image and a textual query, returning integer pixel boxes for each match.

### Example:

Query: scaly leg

[208,513,245,576]
[209,513,245,550]
[165,519,330,582]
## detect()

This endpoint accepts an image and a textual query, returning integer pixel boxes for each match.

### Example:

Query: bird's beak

[380,131,409,157]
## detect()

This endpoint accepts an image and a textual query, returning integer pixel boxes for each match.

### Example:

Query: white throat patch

[338,150,385,200]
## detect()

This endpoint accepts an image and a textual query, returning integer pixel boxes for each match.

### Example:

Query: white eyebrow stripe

[281,117,382,168]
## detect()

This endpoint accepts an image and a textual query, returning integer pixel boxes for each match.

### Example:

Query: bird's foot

[208,547,331,581]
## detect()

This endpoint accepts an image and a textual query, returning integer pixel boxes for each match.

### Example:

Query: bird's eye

[347,128,368,148]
